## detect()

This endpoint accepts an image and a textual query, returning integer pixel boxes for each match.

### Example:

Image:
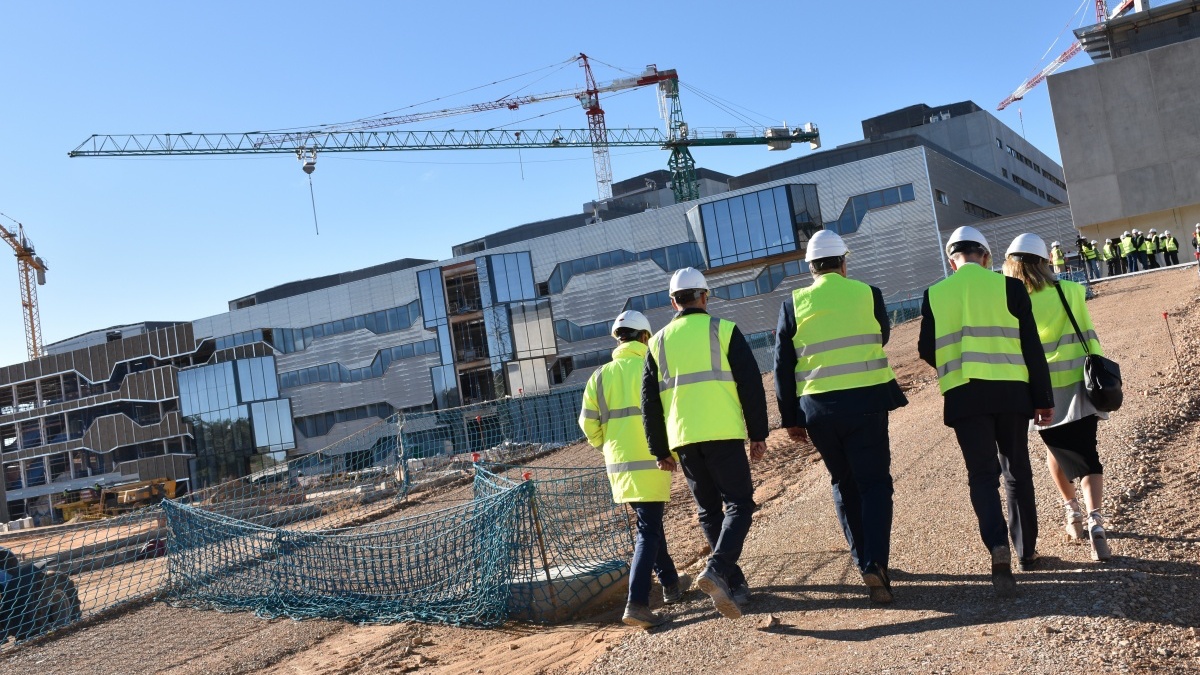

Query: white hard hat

[1051,241,1060,247]
[1123,230,1130,236]
[1150,228,1157,233]
[1091,240,1098,244]
[804,229,849,262]
[1007,233,1049,260]
[945,225,991,256]
[1164,230,1170,235]
[611,310,652,337]
[668,267,709,293]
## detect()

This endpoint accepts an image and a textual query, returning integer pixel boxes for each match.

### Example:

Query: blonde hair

[1003,255,1057,293]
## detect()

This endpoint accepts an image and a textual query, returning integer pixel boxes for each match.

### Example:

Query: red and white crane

[997,0,1137,111]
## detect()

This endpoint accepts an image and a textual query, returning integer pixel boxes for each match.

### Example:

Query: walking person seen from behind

[1002,234,1112,561]
[774,230,908,603]
[642,267,769,620]
[918,226,1054,597]
[580,310,690,629]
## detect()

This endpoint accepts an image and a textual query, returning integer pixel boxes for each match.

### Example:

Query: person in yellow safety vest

[1102,239,1121,276]
[917,225,1054,597]
[1132,229,1149,270]
[1161,229,1179,266]
[641,267,769,620]
[1080,239,1101,279]
[1050,241,1066,274]
[1144,228,1161,269]
[772,230,908,603]
[1003,233,1112,562]
[579,310,690,628]
[1120,230,1139,272]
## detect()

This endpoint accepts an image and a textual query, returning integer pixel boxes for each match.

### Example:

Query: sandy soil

[4,266,1199,674]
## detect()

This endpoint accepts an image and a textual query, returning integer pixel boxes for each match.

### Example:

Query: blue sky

[0,0,1098,366]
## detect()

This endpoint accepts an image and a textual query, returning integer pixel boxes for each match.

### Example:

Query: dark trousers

[627,502,679,606]
[1147,252,1160,269]
[1106,259,1120,276]
[807,412,894,574]
[951,413,1038,560]
[678,440,754,588]
[1165,251,1179,265]
[1125,252,1139,272]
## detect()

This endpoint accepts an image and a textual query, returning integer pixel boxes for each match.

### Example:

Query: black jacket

[917,267,1054,426]
[642,308,769,459]
[773,280,907,428]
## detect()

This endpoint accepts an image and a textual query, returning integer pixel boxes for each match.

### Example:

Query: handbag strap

[1053,281,1092,357]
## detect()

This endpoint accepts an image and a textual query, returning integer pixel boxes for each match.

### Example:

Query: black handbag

[1054,282,1123,412]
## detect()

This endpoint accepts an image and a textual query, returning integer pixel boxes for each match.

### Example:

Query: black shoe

[991,546,1017,598]
[1018,554,1040,572]
[862,565,893,604]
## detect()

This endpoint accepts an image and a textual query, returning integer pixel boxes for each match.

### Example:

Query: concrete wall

[1048,35,1200,230]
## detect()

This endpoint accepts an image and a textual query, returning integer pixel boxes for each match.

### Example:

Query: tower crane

[997,0,1137,110]
[68,59,820,205]
[0,216,49,361]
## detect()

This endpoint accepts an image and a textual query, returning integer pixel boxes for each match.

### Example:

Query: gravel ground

[3,267,1198,674]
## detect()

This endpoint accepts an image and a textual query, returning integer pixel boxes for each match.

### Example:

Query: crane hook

[297,148,319,235]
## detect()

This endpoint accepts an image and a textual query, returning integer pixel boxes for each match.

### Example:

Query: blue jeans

[678,440,754,588]
[952,414,1038,560]
[627,502,679,606]
[806,412,894,574]
[1087,260,1101,278]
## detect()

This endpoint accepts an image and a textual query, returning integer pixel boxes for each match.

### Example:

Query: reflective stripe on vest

[791,274,896,396]
[927,264,1029,394]
[578,341,671,503]
[649,313,746,448]
[1029,281,1103,389]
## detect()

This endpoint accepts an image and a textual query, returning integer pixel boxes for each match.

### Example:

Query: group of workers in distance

[1061,226,1190,279]
[580,224,1111,629]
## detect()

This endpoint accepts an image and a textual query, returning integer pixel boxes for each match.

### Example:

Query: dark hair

[614,327,648,343]
[672,289,704,305]
[948,241,988,257]
[810,256,844,273]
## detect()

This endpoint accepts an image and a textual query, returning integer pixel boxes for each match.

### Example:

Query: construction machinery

[69,56,820,205]
[997,0,1138,110]
[0,216,48,361]
[57,478,178,522]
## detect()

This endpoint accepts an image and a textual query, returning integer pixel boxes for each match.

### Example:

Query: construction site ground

[4,266,1199,674]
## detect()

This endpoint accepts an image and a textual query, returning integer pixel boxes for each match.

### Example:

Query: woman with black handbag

[1003,233,1112,562]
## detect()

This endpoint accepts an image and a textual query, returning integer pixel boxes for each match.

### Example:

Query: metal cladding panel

[278,323,428,372]
[285,353,437,419]
[554,260,667,326]
[325,284,354,322]
[293,416,379,456]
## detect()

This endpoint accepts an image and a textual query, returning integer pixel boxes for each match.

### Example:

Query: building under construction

[2,100,1078,522]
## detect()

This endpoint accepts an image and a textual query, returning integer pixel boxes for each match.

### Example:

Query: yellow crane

[0,214,49,361]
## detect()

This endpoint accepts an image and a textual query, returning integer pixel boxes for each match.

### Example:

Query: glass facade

[711,259,809,301]
[554,318,613,342]
[825,184,915,235]
[544,243,706,295]
[509,300,555,360]
[694,185,822,268]
[178,356,294,488]
[475,253,555,399]
[294,402,395,439]
[274,300,421,354]
[277,338,438,389]
[624,289,672,313]
[482,252,537,304]
[215,329,266,351]
[417,267,460,409]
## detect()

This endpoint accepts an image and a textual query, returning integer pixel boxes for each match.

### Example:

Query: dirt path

[4,268,1199,674]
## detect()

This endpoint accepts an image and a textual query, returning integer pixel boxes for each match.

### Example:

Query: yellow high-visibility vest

[927,264,1029,394]
[1051,247,1065,265]
[579,341,672,503]
[1120,237,1135,255]
[649,313,746,449]
[1028,281,1103,390]
[791,273,896,396]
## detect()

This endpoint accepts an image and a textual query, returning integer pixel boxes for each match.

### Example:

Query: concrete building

[1048,0,1200,245]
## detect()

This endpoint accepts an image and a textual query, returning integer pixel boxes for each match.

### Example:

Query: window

[1002,168,1008,178]
[294,402,395,438]
[544,243,705,295]
[996,138,1003,149]
[1011,172,1040,196]
[554,319,613,342]
[711,259,807,301]
[278,339,439,389]
[825,184,915,236]
[963,200,1000,219]
[698,186,798,267]
[1046,194,1063,205]
[624,290,672,313]
[935,190,949,206]
[271,299,421,353]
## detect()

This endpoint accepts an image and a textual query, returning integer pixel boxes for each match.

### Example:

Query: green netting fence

[1,385,632,646]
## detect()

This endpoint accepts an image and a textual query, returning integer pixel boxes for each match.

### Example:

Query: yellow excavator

[58,478,177,522]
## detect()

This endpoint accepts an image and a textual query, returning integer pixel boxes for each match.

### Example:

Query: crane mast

[577,54,614,201]
[0,220,49,361]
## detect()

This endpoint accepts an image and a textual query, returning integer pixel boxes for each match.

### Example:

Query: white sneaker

[1064,500,1086,541]
[1088,512,1111,561]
